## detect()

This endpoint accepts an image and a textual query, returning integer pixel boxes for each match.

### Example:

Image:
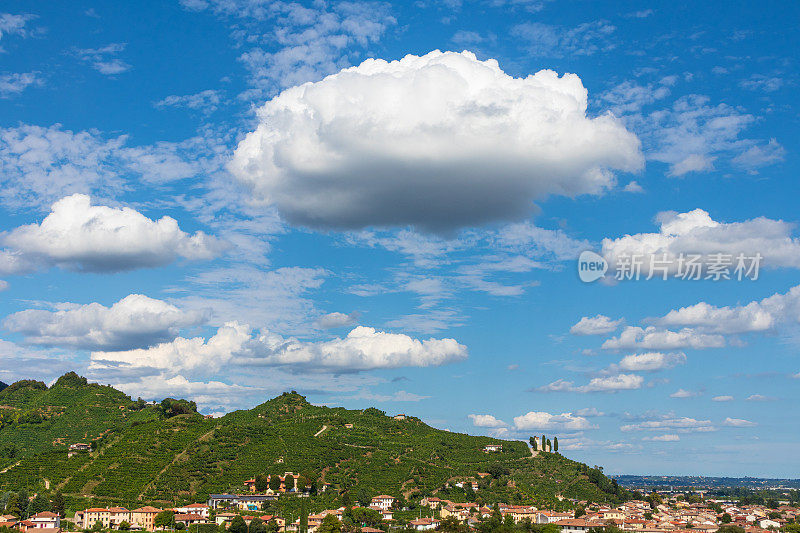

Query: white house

[536,512,573,524]
[30,512,61,529]
[173,504,209,519]
[370,495,395,511]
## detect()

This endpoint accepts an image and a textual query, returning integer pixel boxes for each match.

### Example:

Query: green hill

[0,373,626,511]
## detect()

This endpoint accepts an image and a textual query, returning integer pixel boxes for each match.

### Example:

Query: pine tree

[268,474,282,492]
[317,514,341,533]
[27,494,50,515]
[299,500,308,533]
[4,494,20,517]
[228,515,247,533]
[255,474,269,492]
[553,437,559,452]
[51,491,65,518]
[17,489,28,519]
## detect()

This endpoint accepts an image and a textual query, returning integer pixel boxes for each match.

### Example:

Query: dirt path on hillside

[0,460,20,473]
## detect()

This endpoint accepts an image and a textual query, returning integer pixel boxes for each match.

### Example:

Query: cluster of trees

[0,380,47,397]
[157,398,198,418]
[53,372,89,388]
[227,515,281,533]
[0,489,64,519]
[528,436,558,453]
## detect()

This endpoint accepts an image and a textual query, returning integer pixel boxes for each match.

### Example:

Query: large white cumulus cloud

[1,194,226,273]
[3,294,204,351]
[230,50,643,232]
[91,323,467,372]
[601,208,800,276]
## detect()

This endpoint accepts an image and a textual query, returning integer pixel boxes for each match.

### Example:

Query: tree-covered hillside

[0,373,626,511]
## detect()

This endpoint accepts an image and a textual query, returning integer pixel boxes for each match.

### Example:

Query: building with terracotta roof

[130,506,162,531]
[555,519,596,533]
[409,518,440,531]
[29,512,60,529]
[370,495,395,511]
[174,514,206,526]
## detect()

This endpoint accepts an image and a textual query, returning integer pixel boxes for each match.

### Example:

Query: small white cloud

[732,139,785,170]
[603,326,725,351]
[621,416,715,433]
[623,180,644,193]
[722,417,757,427]
[510,21,617,57]
[0,13,35,41]
[347,390,430,402]
[626,9,653,18]
[739,75,784,93]
[155,89,223,114]
[575,407,605,417]
[670,388,701,398]
[618,352,686,372]
[712,395,734,402]
[315,312,359,329]
[468,414,507,427]
[0,72,41,98]
[570,314,624,336]
[745,394,774,402]
[670,153,715,176]
[539,373,644,393]
[495,222,591,261]
[74,43,131,75]
[513,411,596,430]
[643,434,679,442]
[656,286,800,336]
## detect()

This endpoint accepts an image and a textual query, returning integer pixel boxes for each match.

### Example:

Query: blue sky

[0,0,798,478]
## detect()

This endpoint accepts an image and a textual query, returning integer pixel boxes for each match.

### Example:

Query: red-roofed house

[174,514,206,526]
[370,495,395,511]
[409,518,440,531]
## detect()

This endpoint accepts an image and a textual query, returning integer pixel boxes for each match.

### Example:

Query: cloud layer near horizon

[91,323,468,373]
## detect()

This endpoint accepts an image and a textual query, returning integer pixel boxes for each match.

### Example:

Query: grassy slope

[0,376,618,509]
